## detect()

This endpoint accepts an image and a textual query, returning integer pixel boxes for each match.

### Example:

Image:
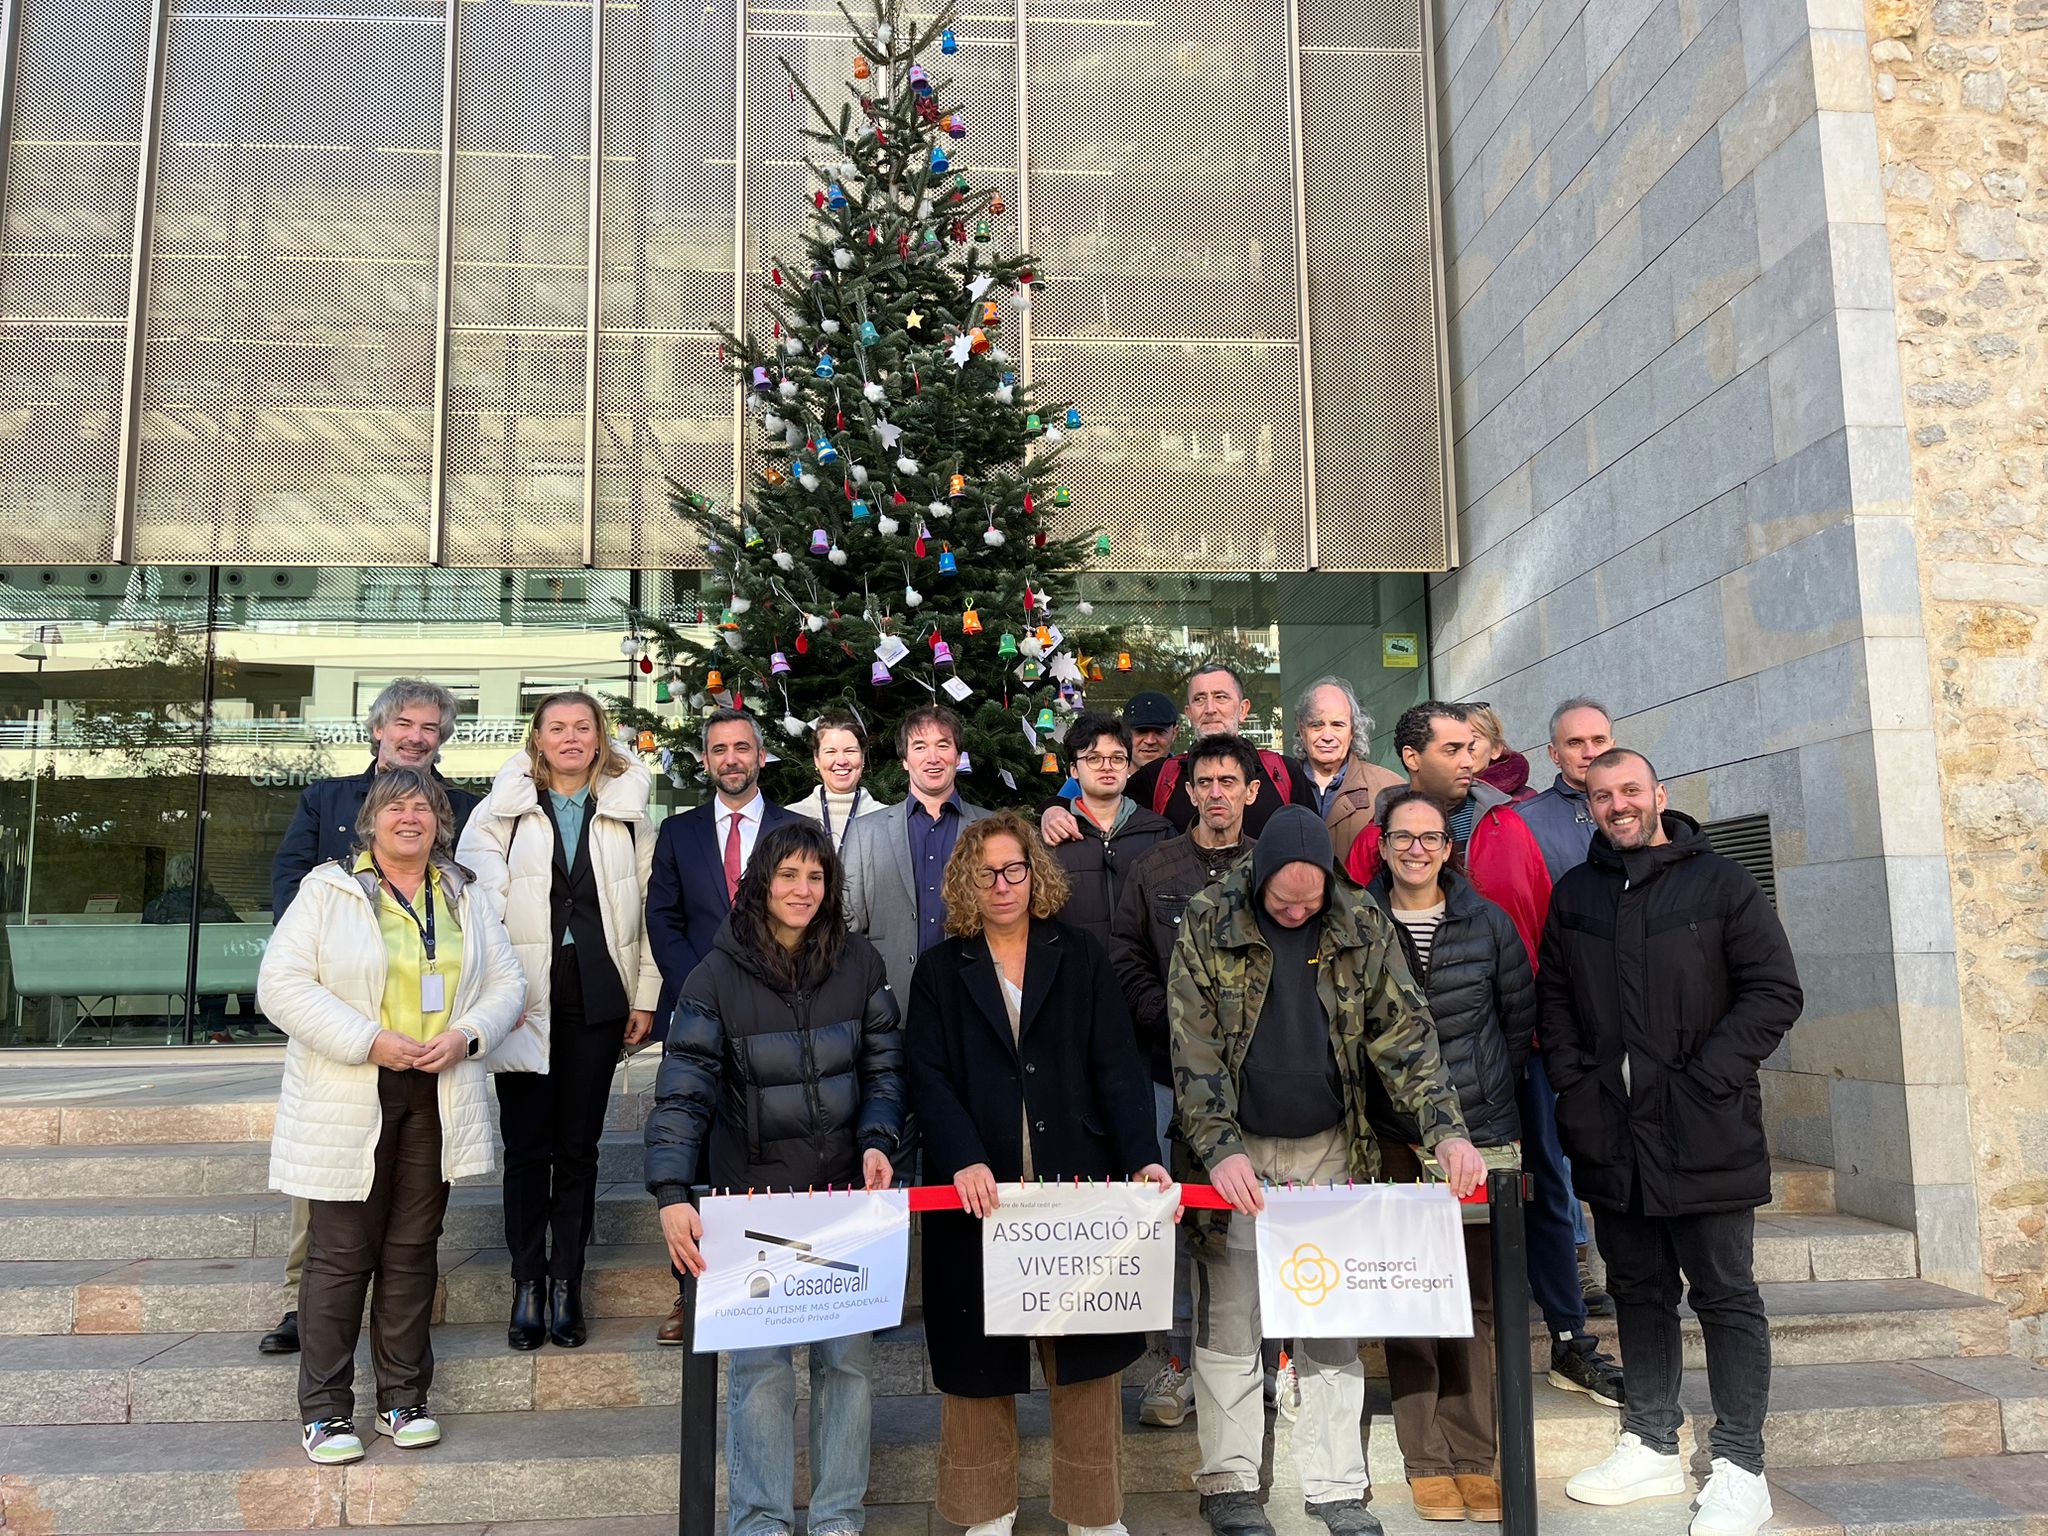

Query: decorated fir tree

[627,0,1117,806]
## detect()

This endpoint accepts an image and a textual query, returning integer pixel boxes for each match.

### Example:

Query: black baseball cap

[1123,691,1179,731]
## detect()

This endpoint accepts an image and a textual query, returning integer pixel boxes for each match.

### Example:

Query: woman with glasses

[905,811,1170,1536]
[1361,788,1536,1523]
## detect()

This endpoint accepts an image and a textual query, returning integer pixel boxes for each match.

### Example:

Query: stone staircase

[1,1058,2046,1536]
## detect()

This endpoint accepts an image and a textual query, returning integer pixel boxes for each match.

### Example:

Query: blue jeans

[1518,1054,1589,1336]
[725,1332,874,1536]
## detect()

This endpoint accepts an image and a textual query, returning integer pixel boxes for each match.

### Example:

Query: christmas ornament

[949,473,966,499]
[761,409,782,432]
[706,669,724,691]
[852,498,871,520]
[834,246,854,270]
[1088,661,1104,681]
[940,26,957,51]
[870,660,892,685]
[816,438,839,464]
[1034,707,1056,731]
[896,454,920,474]
[815,353,836,379]
[910,64,931,95]
[1020,660,1043,681]
[1036,624,1052,647]
[970,327,990,354]
[859,319,879,345]
[1094,531,1110,555]
[779,378,798,399]
[877,512,901,534]
[752,365,772,394]
[743,524,762,548]
[998,631,1019,657]
[654,680,672,703]
[796,631,811,654]
[948,113,967,139]
[983,523,1006,547]
[1066,407,1082,428]
[963,607,983,634]
[930,146,949,174]
[875,22,892,42]
[810,528,830,554]
[827,184,848,210]
[938,546,957,575]
[1026,412,1042,432]
[729,595,752,614]
[771,651,791,675]
[905,308,924,329]
[990,194,1005,214]
[904,585,923,607]
[640,731,660,753]
[1116,650,1133,672]
[982,300,1000,325]
[933,637,955,665]
[1053,486,1071,507]
[974,218,991,241]
[853,54,870,80]
[851,463,868,484]
[863,380,885,402]
[774,548,795,571]
[1040,751,1060,774]
[928,500,949,519]
[829,542,848,565]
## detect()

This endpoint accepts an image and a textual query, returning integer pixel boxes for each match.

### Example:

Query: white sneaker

[1565,1431,1687,1506]
[300,1416,364,1465]
[1691,1458,1772,1536]
[965,1514,1017,1536]
[1139,1354,1196,1426]
[1068,1525,1130,1536]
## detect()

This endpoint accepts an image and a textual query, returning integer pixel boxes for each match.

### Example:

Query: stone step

[3,1315,2043,1475]
[6,1393,2048,1533]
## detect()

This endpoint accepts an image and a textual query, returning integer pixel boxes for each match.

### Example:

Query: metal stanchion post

[1489,1168,1538,1536]
[678,1196,718,1535]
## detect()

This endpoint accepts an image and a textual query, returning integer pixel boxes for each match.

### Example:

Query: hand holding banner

[692,1189,911,1352]
[982,1182,1179,1335]
[1255,1184,1473,1339]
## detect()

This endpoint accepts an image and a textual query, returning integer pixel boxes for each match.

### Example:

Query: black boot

[548,1277,586,1348]
[258,1309,299,1355]
[507,1280,546,1351]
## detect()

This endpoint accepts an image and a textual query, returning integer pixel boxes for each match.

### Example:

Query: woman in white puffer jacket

[457,691,662,1353]
[259,766,525,1468]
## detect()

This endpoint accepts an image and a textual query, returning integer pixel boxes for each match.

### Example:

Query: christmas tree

[623,0,1116,807]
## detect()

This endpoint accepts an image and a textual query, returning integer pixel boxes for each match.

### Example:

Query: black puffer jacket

[643,922,909,1203]
[1538,812,1802,1216]
[1364,866,1533,1148]
[1051,799,1175,938]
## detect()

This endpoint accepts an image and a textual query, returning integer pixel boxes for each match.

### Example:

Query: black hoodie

[1235,807,1346,1138]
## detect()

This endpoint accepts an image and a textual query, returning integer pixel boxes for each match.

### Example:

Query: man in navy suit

[644,705,797,1343]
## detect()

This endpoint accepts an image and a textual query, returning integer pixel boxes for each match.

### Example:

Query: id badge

[420,971,446,1014]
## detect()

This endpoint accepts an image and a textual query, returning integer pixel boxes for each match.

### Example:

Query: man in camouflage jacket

[1168,805,1481,1536]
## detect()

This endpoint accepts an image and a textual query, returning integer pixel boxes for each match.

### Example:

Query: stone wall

[1427,0,1986,1290]
[1865,0,2048,1357]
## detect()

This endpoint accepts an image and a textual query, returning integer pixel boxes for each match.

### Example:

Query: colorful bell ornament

[654,680,672,703]
[871,660,892,685]
[1026,412,1042,432]
[974,218,991,241]
[1053,486,1071,507]
[1020,660,1043,681]
[947,113,967,139]
[770,651,791,675]
[997,631,1019,657]
[1035,624,1052,647]
[743,524,763,548]
[1034,707,1056,731]
[990,194,1006,215]
[969,327,990,354]
[639,731,660,753]
[938,546,957,575]
[963,607,983,634]
[949,473,966,499]
[706,669,724,691]
[816,440,839,467]
[909,63,931,95]
[853,54,871,80]
[1041,751,1060,774]
[859,319,879,345]
[852,498,872,520]
[982,300,1000,325]
[810,527,830,554]
[921,227,941,252]
[763,466,787,486]
[1065,407,1081,429]
[827,184,848,210]
[933,637,955,666]
[940,26,957,51]
[815,353,836,379]
[1116,650,1133,672]
[752,365,772,394]
[1094,531,1111,555]
[930,146,949,174]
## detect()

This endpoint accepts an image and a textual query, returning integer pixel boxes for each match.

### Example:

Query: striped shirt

[1390,899,1446,981]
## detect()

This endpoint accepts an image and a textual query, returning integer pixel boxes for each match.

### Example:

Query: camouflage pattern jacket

[1167,858,1467,1248]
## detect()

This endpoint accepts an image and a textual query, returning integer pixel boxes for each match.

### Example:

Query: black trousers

[300,1066,447,1421]
[495,948,627,1282]
[1593,1201,1771,1474]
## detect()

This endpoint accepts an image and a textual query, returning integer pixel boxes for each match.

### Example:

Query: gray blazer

[841,794,992,1002]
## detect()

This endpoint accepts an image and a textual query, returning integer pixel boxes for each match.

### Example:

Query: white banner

[692,1189,910,1353]
[1254,1185,1472,1339]
[982,1182,1179,1335]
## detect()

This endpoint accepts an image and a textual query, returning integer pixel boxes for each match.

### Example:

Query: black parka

[643,922,909,1202]
[1536,811,1802,1216]
[1050,799,1175,938]
[1364,865,1533,1148]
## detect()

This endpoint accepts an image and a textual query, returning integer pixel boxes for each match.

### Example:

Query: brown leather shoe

[1409,1477,1464,1521]
[1456,1474,1502,1522]
[656,1298,687,1346]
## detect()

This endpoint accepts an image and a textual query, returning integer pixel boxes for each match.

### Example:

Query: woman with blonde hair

[905,811,1169,1536]
[457,690,662,1350]
[261,768,524,1464]
[1465,702,1538,804]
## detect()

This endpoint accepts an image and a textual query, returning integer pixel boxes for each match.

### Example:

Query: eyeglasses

[1076,752,1129,769]
[973,861,1031,889]
[1385,829,1451,852]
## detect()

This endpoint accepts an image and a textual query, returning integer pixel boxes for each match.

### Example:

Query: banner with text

[1255,1184,1472,1339]
[982,1182,1179,1335]
[693,1189,910,1352]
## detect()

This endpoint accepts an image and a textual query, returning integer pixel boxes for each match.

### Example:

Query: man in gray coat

[841,704,990,1001]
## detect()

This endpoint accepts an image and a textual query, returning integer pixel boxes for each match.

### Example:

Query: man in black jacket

[259,677,478,1358]
[1543,750,1801,1536]
[1049,713,1173,940]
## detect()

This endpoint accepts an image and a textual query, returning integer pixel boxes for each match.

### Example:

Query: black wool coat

[643,923,909,1201]
[1537,812,1803,1216]
[1364,865,1534,1148]
[905,918,1160,1397]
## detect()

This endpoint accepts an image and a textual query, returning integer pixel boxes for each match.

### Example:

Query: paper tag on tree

[958,751,973,773]
[942,676,973,703]
[874,635,910,667]
[1022,719,1039,752]
[999,769,1017,791]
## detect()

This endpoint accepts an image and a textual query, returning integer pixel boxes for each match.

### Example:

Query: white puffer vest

[259,860,526,1201]
[456,753,663,1073]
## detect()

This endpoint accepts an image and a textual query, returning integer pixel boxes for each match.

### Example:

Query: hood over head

[1250,805,1337,910]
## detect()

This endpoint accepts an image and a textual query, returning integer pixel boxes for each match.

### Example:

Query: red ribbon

[900,1182,1486,1212]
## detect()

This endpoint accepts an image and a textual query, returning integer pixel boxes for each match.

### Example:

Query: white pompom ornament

[820,318,841,334]
[762,411,783,433]
[723,629,745,650]
[896,455,920,474]
[806,612,828,632]
[983,526,1006,547]
[877,513,901,535]
[876,22,892,41]
[828,544,849,566]
[863,382,886,403]
[778,379,798,399]
[851,464,869,484]
[773,550,795,571]
[729,596,752,614]
[784,338,804,356]
[800,473,821,492]
[904,585,924,607]
[995,385,1013,403]
[1019,636,1044,660]
[834,247,854,271]
[928,501,949,520]
[1076,599,1095,616]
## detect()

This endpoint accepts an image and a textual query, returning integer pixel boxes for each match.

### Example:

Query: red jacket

[1345,801,1553,971]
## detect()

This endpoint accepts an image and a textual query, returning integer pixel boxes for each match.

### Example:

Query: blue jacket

[270,760,482,921]
[1515,773,1597,883]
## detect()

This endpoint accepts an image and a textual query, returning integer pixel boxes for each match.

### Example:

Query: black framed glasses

[1385,829,1451,852]
[973,861,1031,889]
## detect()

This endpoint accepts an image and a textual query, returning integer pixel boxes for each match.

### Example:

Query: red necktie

[723,809,743,902]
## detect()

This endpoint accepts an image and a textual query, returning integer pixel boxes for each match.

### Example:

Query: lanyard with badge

[373,858,444,1013]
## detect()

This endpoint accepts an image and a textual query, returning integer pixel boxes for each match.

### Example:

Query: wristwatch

[461,1027,481,1058]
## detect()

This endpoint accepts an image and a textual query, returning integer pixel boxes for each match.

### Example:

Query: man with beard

[645,707,800,1342]
[1548,750,1801,1536]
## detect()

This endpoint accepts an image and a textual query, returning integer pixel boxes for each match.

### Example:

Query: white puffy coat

[456,753,663,1074]
[259,860,525,1201]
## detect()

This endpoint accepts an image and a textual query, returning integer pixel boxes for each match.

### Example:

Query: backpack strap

[1152,755,1184,816]
[1258,749,1293,805]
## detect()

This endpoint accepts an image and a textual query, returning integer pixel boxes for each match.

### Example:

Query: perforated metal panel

[1298,0,1419,52]
[1300,46,1445,571]
[441,0,591,569]
[0,0,151,561]
[592,0,738,570]
[131,1,447,565]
